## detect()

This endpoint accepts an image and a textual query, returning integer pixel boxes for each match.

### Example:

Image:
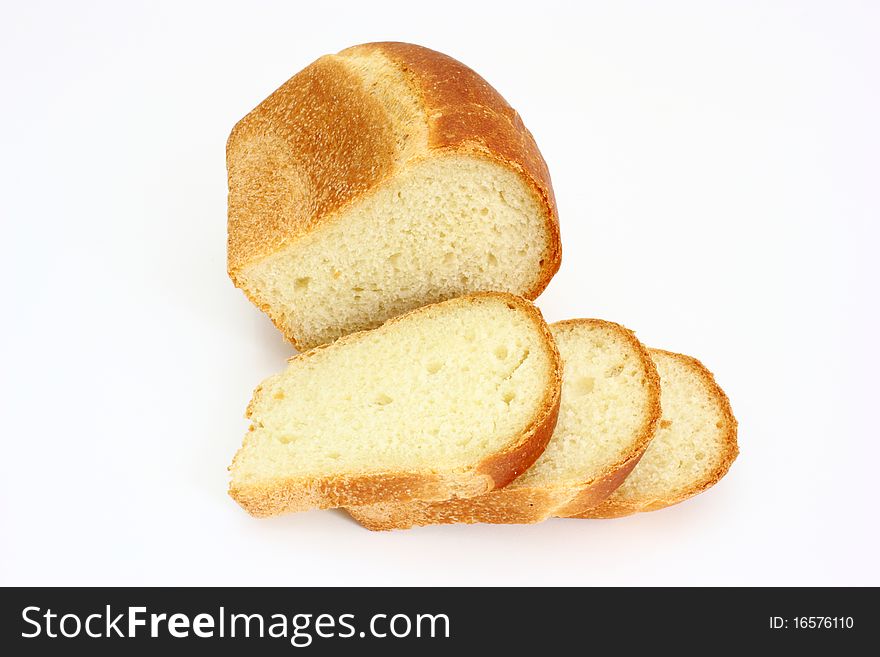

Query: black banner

[0,587,870,654]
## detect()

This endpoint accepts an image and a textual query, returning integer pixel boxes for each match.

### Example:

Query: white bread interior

[228,293,561,517]
[237,154,550,349]
[346,319,661,529]
[574,349,738,518]
[512,320,658,491]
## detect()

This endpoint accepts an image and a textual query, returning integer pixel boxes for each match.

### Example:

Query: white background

[2,0,878,586]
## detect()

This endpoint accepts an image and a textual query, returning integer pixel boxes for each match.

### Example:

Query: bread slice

[228,292,561,518]
[572,349,738,519]
[346,319,661,530]
[227,41,561,350]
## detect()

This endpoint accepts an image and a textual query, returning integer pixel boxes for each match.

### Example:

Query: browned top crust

[227,42,560,295]
[227,55,398,274]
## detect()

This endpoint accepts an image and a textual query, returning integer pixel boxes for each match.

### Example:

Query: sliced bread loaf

[227,42,561,350]
[228,293,562,518]
[572,349,738,519]
[346,319,661,530]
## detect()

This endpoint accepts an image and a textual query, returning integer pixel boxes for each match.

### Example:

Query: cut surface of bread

[347,319,661,530]
[227,42,561,350]
[573,349,738,519]
[228,293,561,518]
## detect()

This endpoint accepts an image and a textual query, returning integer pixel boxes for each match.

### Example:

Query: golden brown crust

[230,471,490,519]
[348,451,639,530]
[228,292,562,518]
[345,318,662,530]
[553,448,644,517]
[227,55,399,274]
[347,487,574,530]
[227,43,561,348]
[573,349,739,519]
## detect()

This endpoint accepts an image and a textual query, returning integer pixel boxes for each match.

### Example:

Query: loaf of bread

[572,349,738,518]
[347,319,661,530]
[228,292,562,517]
[227,42,561,350]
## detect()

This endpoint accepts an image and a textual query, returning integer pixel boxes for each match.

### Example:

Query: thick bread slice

[228,292,561,518]
[227,41,561,350]
[572,349,738,519]
[347,319,661,530]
